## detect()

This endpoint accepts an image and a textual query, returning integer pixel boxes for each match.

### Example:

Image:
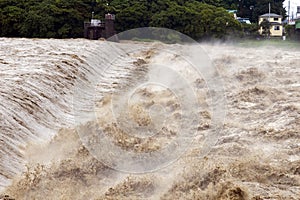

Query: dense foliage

[155,2,242,39]
[0,0,286,39]
[0,0,94,38]
[203,0,286,23]
[260,19,271,37]
[236,0,286,23]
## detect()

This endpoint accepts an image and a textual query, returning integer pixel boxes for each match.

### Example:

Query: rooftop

[227,10,237,13]
[260,13,282,18]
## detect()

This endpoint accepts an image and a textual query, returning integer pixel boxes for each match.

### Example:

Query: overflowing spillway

[0,38,156,191]
[0,38,300,199]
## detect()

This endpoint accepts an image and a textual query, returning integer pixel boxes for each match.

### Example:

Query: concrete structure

[84,13,118,41]
[258,13,283,37]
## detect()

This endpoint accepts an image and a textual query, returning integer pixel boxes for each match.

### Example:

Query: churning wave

[1,38,300,199]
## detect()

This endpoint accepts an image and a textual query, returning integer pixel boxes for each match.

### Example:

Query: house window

[274,18,279,21]
[274,26,280,30]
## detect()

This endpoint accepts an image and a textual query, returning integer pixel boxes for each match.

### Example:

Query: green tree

[150,1,241,40]
[196,0,223,7]
[0,1,25,36]
[0,0,286,39]
[241,23,259,38]
[112,0,151,32]
[252,0,286,23]
[200,0,286,23]
[0,0,92,38]
[260,18,271,38]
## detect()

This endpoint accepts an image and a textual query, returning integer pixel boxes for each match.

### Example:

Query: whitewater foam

[1,38,299,199]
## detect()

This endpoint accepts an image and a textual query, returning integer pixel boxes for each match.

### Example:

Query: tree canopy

[0,0,286,39]
[0,0,93,38]
[219,0,286,23]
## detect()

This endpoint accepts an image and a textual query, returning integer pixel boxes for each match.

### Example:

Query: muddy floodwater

[0,38,299,199]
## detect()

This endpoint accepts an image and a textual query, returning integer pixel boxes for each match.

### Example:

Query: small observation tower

[84,13,118,41]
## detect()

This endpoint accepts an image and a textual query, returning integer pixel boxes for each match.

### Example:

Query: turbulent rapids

[0,38,300,199]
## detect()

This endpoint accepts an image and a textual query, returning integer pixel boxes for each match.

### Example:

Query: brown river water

[0,38,299,199]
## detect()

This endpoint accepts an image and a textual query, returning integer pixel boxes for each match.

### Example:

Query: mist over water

[0,38,300,199]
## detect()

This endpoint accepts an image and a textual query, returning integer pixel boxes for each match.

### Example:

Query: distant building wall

[84,22,105,40]
[258,13,283,37]
[258,15,282,24]
[104,14,116,39]
[270,25,283,36]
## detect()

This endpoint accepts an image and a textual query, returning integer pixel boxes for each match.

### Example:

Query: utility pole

[268,2,271,39]
[288,0,290,23]
[269,2,271,21]
[91,0,96,18]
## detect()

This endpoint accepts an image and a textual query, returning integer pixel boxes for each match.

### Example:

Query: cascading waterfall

[0,38,154,192]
